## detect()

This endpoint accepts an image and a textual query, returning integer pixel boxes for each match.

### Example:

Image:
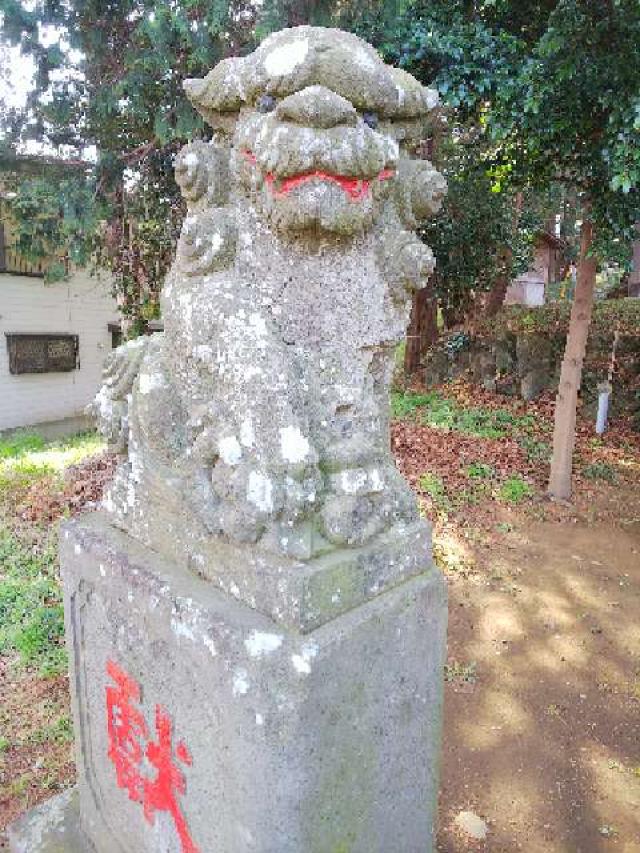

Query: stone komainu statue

[95,26,446,583]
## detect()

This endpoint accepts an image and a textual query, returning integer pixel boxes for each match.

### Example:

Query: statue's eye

[363,112,378,129]
[257,94,277,113]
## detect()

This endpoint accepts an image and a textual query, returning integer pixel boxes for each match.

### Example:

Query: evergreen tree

[1,0,260,331]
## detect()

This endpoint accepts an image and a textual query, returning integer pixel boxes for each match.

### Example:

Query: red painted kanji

[143,705,199,853]
[105,660,200,853]
[106,659,148,803]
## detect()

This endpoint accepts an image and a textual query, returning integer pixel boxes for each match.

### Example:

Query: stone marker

[9,25,447,853]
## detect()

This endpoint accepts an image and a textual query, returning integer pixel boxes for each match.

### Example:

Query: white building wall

[0,270,119,431]
[504,275,546,307]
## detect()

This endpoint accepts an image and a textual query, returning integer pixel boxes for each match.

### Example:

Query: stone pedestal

[10,512,446,852]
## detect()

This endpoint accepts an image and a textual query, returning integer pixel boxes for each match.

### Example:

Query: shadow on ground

[437,497,640,852]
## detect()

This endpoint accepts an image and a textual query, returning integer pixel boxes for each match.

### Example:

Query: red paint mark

[265,170,370,200]
[106,661,200,853]
[241,148,395,200]
[143,706,199,853]
[106,660,148,803]
[176,741,193,766]
[378,167,395,181]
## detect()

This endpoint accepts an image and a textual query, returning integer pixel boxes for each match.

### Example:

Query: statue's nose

[275,85,358,129]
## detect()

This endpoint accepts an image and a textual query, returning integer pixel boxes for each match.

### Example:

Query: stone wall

[423,303,640,419]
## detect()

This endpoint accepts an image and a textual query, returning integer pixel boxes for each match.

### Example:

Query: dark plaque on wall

[6,334,79,375]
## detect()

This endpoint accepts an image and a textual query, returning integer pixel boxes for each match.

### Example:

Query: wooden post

[548,215,597,499]
[0,222,6,272]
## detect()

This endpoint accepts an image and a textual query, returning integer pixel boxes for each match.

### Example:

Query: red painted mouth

[241,149,394,200]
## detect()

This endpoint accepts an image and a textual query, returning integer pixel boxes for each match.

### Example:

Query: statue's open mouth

[242,150,395,201]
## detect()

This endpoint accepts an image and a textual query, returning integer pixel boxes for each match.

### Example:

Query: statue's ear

[184,58,251,137]
[184,57,249,115]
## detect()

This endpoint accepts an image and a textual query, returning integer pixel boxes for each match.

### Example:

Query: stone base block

[7,788,88,852]
[19,513,447,853]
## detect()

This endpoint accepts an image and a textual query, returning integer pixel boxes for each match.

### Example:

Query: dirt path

[438,506,640,852]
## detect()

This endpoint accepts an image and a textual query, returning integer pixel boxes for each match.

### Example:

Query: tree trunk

[403,114,443,377]
[483,261,511,317]
[483,192,523,319]
[404,287,438,375]
[548,216,597,499]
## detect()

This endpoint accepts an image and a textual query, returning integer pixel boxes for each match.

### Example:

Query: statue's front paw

[319,463,418,547]
[209,460,281,543]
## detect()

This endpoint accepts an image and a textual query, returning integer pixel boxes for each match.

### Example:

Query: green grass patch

[418,471,452,516]
[0,430,104,675]
[391,391,440,420]
[499,476,533,503]
[0,430,104,508]
[0,528,66,675]
[419,470,492,517]
[0,432,46,459]
[466,462,496,480]
[392,391,537,440]
[0,430,103,476]
[25,715,73,746]
[582,461,618,483]
[518,435,551,462]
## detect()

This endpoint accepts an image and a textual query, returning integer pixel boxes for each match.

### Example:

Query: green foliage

[490,0,640,252]
[391,391,440,419]
[374,0,639,311]
[387,3,524,121]
[420,139,538,324]
[392,390,535,439]
[1,0,260,327]
[444,331,471,356]
[518,436,551,462]
[418,471,452,516]
[25,715,74,746]
[582,461,618,484]
[499,475,532,503]
[6,171,100,280]
[358,1,563,326]
[0,432,46,460]
[466,462,495,479]
[418,471,447,498]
